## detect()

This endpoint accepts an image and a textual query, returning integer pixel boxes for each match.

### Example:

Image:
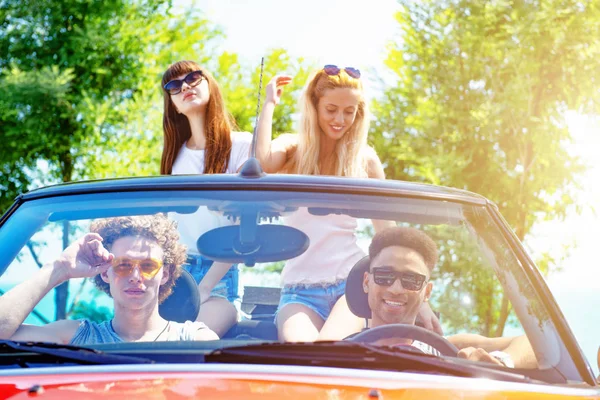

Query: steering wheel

[347,324,459,357]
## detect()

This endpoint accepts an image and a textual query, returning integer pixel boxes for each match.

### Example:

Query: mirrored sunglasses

[323,64,361,79]
[371,267,428,291]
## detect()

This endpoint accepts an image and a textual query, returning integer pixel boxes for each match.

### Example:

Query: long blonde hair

[284,69,370,177]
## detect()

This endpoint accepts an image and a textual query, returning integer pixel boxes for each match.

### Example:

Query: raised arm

[255,75,294,173]
[0,233,114,343]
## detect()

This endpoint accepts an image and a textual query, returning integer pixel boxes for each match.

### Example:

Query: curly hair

[90,214,186,303]
[368,227,438,272]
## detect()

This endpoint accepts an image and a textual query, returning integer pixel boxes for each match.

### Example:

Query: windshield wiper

[0,340,154,367]
[207,341,533,383]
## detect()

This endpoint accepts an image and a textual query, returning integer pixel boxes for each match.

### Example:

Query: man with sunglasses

[359,226,536,368]
[0,214,218,344]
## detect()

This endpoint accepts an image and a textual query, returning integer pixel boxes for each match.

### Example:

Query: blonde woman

[256,66,440,342]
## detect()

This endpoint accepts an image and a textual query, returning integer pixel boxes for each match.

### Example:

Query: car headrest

[346,256,372,318]
[159,268,200,323]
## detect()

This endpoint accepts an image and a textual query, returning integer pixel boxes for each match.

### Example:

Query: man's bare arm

[502,334,538,369]
[449,333,538,369]
[0,264,65,341]
[193,325,219,341]
[0,233,113,343]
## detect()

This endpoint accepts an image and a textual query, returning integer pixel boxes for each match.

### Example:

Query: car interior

[0,190,586,384]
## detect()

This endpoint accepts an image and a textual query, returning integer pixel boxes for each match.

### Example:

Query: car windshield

[0,178,584,383]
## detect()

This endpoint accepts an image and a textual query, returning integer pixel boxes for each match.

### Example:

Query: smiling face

[317,87,360,142]
[101,236,169,311]
[364,245,433,328]
[168,72,210,117]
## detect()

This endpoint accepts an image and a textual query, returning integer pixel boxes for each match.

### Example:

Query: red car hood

[0,364,598,399]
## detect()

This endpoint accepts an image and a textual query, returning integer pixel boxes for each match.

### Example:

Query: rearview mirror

[198,201,308,267]
[197,224,309,267]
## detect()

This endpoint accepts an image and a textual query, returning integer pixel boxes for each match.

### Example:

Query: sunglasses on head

[111,257,164,279]
[323,64,361,79]
[163,70,205,95]
[370,267,428,291]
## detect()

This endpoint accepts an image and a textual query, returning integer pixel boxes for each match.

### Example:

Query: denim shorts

[183,254,241,303]
[277,280,346,321]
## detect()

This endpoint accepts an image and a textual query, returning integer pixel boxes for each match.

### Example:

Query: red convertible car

[0,169,598,399]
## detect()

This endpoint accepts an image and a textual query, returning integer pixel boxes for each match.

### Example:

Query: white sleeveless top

[170,131,251,254]
[171,131,252,175]
[281,207,365,286]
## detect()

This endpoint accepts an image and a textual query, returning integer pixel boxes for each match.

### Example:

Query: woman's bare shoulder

[273,133,298,151]
[275,133,298,144]
[363,145,379,159]
[363,145,384,178]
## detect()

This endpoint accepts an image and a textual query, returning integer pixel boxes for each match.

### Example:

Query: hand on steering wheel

[347,323,459,357]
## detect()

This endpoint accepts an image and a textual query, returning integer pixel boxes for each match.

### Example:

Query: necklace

[110,320,170,342]
[153,321,170,342]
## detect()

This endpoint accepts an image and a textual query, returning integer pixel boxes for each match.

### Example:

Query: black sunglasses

[323,64,361,79]
[371,267,428,291]
[163,70,205,95]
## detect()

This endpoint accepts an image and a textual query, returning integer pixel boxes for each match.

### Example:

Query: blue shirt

[70,319,210,345]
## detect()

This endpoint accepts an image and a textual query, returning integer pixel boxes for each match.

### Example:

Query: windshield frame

[487,205,598,385]
[0,175,595,385]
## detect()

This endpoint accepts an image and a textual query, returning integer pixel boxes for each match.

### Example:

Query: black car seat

[158,269,201,323]
[345,256,373,319]
[159,267,279,340]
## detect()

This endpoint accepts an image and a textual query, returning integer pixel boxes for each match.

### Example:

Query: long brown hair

[160,60,237,175]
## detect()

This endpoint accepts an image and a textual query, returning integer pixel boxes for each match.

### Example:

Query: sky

[186,0,600,373]
[191,0,399,69]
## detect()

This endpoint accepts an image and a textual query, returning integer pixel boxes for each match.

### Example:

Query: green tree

[82,6,225,179]
[214,49,313,137]
[0,0,312,318]
[0,1,226,202]
[0,0,223,319]
[371,0,600,336]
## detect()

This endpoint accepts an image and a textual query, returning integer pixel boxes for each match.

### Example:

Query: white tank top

[281,208,365,286]
[170,131,251,254]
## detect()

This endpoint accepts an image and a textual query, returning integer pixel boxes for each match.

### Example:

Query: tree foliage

[214,49,313,137]
[2,0,598,334]
[0,0,310,320]
[1,0,165,206]
[371,0,600,335]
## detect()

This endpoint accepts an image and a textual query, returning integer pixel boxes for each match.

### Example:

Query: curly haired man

[0,214,217,344]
